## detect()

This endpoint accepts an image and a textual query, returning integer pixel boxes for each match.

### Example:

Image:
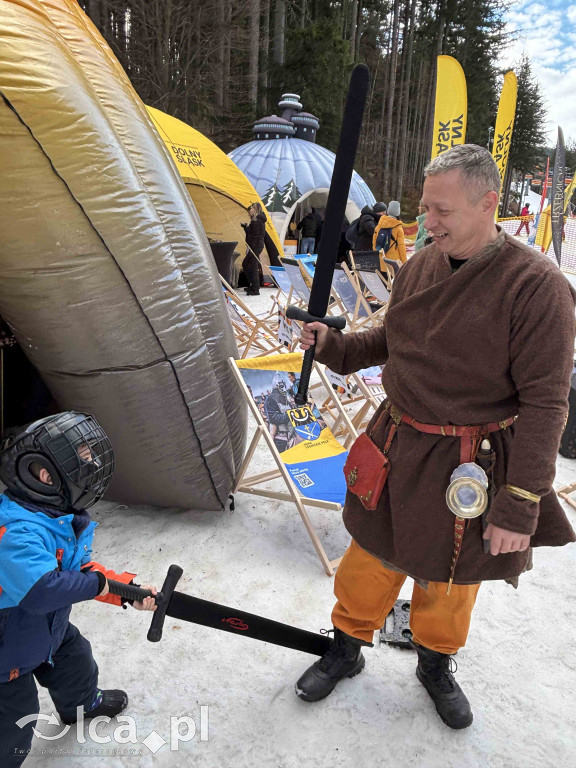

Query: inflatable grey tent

[0,0,246,510]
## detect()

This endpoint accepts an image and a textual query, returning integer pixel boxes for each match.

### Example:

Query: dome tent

[0,0,246,511]
[229,94,376,243]
[147,106,283,263]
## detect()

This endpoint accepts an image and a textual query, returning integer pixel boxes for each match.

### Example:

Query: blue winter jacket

[0,494,101,682]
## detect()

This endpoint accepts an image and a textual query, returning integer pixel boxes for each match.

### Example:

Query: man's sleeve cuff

[486,486,539,536]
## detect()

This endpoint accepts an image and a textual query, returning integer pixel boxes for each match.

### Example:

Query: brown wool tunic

[317,233,576,584]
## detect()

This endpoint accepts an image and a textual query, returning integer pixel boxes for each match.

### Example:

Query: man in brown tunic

[294,145,576,729]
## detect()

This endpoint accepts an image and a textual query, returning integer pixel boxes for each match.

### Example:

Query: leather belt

[399,412,515,465]
[386,403,516,592]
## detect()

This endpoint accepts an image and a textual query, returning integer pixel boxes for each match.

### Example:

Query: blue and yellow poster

[237,354,348,504]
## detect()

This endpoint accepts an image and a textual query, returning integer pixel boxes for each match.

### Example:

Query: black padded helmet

[0,412,114,511]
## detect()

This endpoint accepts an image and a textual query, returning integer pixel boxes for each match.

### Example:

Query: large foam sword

[286,64,370,406]
[107,565,331,656]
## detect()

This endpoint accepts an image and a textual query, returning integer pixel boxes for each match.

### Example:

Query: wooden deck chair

[275,304,302,352]
[230,352,359,575]
[295,255,319,292]
[380,252,400,284]
[330,265,371,328]
[358,269,391,307]
[288,257,357,324]
[315,364,367,448]
[298,255,317,273]
[269,266,293,299]
[280,258,311,305]
[221,279,285,358]
[556,482,576,513]
[222,276,278,323]
[349,250,394,292]
[349,250,381,272]
[350,248,398,284]
[331,264,388,330]
[268,266,295,317]
[267,266,308,353]
[319,364,386,436]
[297,260,313,291]
[351,367,387,430]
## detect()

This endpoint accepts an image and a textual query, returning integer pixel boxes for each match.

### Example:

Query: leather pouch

[343,432,390,511]
[343,411,397,510]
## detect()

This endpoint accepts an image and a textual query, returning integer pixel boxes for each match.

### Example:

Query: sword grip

[295,346,315,406]
[107,581,156,603]
[147,564,184,643]
[285,305,347,406]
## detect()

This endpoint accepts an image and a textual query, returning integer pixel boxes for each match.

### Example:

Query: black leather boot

[295,628,369,702]
[411,640,473,729]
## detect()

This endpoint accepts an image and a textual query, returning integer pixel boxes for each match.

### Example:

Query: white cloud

[500,0,576,144]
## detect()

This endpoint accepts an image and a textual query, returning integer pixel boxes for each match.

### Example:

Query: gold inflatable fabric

[0,0,246,510]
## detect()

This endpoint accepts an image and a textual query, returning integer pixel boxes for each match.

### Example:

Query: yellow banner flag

[492,71,517,189]
[430,56,467,160]
[536,176,576,251]
[563,176,576,216]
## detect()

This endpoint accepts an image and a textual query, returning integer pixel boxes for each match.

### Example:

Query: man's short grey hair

[424,144,501,198]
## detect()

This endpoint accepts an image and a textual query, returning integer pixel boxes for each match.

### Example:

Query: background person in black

[241,202,267,295]
[297,207,318,254]
[350,203,387,251]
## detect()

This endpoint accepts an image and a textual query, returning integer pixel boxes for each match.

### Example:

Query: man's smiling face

[421,168,497,260]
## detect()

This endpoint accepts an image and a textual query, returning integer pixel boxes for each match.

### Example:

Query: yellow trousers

[332,540,481,654]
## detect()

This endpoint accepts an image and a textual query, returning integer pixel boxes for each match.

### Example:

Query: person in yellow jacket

[373,200,407,267]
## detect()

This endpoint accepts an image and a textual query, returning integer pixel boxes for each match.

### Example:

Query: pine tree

[507,54,547,175]
[261,183,286,212]
[445,0,509,147]
[273,11,353,151]
[281,179,303,207]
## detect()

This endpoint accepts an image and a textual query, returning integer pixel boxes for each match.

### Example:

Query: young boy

[0,411,156,767]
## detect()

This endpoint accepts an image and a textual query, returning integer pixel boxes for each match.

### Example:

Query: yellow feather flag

[492,71,518,190]
[430,56,467,160]
[535,207,551,249]
[536,176,576,252]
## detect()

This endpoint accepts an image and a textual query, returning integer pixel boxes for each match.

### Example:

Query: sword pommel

[147,564,184,643]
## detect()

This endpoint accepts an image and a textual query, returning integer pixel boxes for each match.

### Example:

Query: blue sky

[500,0,576,146]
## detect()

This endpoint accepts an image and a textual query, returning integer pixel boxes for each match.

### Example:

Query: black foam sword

[107,565,331,656]
[286,64,370,405]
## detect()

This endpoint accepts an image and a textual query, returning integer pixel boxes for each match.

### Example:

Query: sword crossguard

[147,564,184,642]
[107,564,184,643]
[285,305,346,330]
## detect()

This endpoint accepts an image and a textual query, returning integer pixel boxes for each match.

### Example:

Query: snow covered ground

[26,287,576,768]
